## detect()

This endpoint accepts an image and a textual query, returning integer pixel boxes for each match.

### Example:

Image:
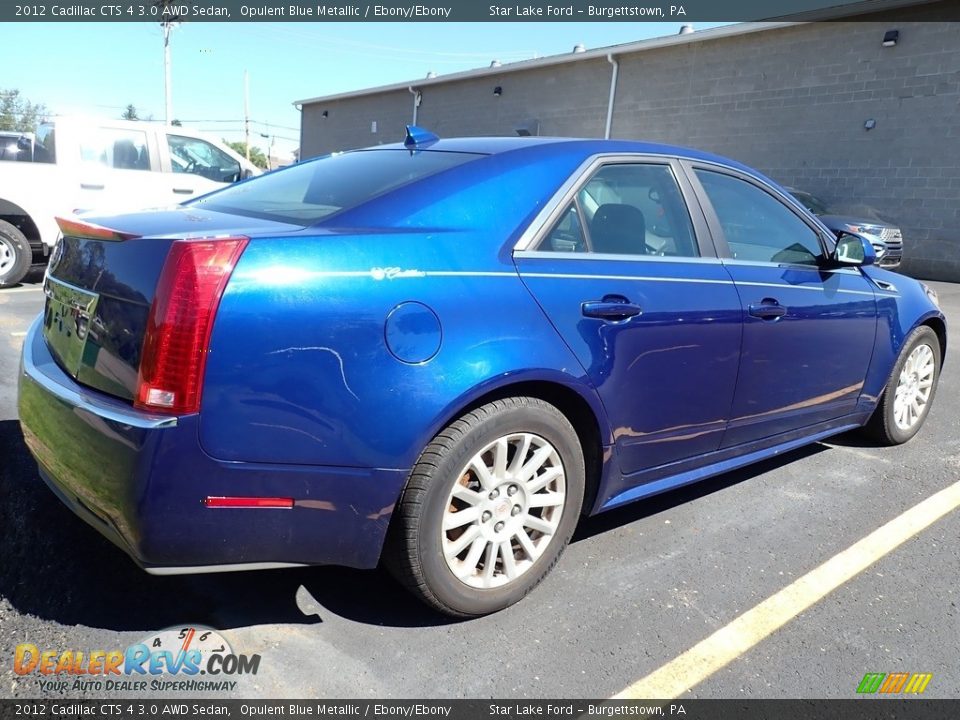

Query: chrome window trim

[513,250,723,265]
[512,153,704,256]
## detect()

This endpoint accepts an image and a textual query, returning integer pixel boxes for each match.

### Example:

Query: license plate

[43,275,99,377]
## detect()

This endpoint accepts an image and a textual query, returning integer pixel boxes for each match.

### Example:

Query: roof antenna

[404,125,440,150]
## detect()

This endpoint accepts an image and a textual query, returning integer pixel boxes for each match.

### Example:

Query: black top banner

[3,0,955,23]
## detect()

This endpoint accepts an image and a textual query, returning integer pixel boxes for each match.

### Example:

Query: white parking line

[10,331,27,337]
[613,477,960,699]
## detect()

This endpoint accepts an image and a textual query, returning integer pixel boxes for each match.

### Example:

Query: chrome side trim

[734,280,876,297]
[21,317,177,430]
[520,272,733,285]
[144,562,309,576]
[514,250,723,265]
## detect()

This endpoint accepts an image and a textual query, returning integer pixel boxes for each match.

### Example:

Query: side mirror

[241,167,254,181]
[833,231,876,267]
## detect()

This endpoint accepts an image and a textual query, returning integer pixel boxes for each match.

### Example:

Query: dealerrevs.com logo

[14,626,260,693]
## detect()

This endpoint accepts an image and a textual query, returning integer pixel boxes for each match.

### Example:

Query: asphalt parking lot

[1,272,958,700]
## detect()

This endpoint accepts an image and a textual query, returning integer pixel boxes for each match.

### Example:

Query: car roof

[366,135,759,177]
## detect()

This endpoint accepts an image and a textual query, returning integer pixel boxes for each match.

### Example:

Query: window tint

[541,203,586,252]
[696,170,823,265]
[570,163,698,257]
[168,134,241,183]
[80,129,150,171]
[191,149,481,225]
[35,124,56,163]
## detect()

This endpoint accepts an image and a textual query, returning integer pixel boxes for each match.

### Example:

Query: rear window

[189,149,482,225]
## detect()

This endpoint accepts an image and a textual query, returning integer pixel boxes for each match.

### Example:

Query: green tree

[121,104,139,120]
[224,140,268,169]
[0,89,47,132]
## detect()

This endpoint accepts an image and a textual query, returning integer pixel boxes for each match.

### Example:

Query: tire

[384,397,585,617]
[864,325,941,445]
[0,219,31,288]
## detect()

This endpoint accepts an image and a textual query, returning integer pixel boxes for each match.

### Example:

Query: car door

[513,157,743,490]
[74,125,171,214]
[684,163,877,448]
[160,132,243,201]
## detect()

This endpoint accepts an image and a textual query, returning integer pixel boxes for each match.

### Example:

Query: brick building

[297,2,960,280]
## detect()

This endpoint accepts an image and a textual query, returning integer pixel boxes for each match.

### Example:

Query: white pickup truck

[0,117,260,286]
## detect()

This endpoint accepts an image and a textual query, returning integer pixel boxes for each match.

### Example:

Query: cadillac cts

[19,130,945,616]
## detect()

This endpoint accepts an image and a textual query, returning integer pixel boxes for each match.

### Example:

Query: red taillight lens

[135,237,249,415]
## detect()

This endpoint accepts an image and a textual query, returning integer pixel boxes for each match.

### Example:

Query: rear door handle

[173,188,195,195]
[80,183,105,190]
[581,295,643,321]
[748,298,787,320]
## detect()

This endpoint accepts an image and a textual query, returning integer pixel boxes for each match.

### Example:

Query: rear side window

[190,149,481,225]
[80,128,151,171]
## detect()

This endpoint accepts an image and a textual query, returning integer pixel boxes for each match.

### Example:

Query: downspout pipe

[605,54,619,140]
[408,86,419,125]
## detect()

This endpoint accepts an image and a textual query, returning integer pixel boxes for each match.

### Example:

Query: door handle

[80,183,105,190]
[748,298,787,320]
[581,295,643,321]
[173,188,195,195]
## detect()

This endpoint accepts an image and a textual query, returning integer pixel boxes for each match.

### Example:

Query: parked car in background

[0,117,261,287]
[19,130,945,617]
[786,187,903,269]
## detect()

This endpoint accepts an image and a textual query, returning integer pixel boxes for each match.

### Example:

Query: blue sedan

[19,129,945,616]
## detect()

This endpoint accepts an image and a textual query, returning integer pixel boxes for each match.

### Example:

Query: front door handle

[173,188,195,195]
[80,183,105,190]
[581,295,643,321]
[748,298,787,320]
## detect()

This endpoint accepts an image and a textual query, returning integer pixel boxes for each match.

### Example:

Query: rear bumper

[18,316,408,572]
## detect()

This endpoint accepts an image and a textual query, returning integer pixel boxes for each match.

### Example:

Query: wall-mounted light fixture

[882,30,899,47]
[864,119,876,131]
[490,59,502,68]
[321,110,329,118]
[493,86,503,97]
[572,43,586,53]
[515,119,540,137]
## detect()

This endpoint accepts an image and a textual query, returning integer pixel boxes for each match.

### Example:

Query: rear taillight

[135,237,249,415]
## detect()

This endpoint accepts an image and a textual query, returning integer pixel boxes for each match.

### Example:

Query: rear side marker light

[204,497,294,509]
[135,237,249,415]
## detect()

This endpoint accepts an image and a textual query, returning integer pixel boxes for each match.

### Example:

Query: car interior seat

[591,203,646,255]
[112,139,140,169]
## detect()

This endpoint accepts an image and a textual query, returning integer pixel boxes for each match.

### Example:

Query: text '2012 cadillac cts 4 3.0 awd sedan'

[19,128,945,617]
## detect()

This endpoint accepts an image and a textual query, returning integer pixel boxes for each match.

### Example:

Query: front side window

[80,128,150,171]
[696,170,824,266]
[167,134,241,183]
[537,162,699,257]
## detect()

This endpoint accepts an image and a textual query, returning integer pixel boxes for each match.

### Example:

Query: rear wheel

[0,220,31,288]
[864,325,941,445]
[385,397,584,617]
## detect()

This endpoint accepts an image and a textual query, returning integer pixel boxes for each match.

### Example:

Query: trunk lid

[42,207,303,401]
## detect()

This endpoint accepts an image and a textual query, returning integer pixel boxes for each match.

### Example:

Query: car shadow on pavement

[1,415,835,631]
[573,442,829,542]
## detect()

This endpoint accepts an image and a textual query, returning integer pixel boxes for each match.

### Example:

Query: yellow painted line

[614,478,960,699]
[10,331,27,337]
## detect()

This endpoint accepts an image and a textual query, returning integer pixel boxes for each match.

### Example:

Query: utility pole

[157,2,186,125]
[244,70,251,161]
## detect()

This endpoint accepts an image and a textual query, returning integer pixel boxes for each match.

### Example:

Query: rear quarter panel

[200,231,607,470]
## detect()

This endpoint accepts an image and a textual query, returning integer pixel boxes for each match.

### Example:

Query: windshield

[791,190,830,215]
[189,149,482,225]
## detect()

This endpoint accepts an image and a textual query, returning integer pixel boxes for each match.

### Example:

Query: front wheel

[864,325,941,445]
[385,397,585,617]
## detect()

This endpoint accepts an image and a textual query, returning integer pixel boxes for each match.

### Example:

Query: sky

[5,22,729,159]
